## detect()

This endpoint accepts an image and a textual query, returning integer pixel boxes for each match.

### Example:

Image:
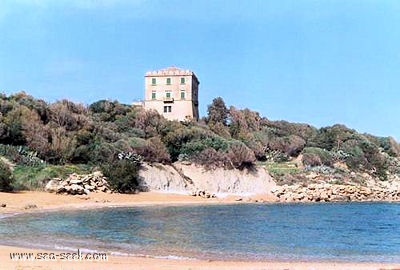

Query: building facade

[144,67,199,121]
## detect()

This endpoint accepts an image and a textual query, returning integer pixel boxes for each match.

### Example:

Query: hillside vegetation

[0,92,399,192]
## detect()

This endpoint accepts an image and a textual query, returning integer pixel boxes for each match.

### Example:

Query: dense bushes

[302,147,334,167]
[0,92,398,185]
[379,136,400,157]
[163,126,226,161]
[227,142,256,169]
[193,148,230,169]
[0,159,14,191]
[268,135,306,157]
[133,137,170,163]
[101,153,142,193]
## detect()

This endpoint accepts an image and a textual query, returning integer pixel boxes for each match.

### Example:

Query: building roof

[145,66,196,77]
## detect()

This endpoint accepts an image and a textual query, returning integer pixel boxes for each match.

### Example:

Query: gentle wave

[109,251,196,260]
[0,213,20,219]
[1,203,399,263]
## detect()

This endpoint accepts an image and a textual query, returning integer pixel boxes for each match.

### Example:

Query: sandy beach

[0,191,399,270]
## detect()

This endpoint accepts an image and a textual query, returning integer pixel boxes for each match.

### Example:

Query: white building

[143,67,199,121]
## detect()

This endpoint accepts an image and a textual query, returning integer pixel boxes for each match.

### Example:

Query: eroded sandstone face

[138,162,277,197]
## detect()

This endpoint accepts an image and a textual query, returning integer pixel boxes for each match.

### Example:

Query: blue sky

[0,0,399,140]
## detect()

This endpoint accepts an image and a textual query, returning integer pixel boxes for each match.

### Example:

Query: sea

[0,202,400,262]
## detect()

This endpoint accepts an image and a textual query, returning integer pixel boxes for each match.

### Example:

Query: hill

[0,92,399,194]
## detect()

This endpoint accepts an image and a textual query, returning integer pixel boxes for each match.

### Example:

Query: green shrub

[133,137,170,163]
[243,138,265,160]
[163,126,226,161]
[227,142,256,169]
[378,136,400,157]
[181,140,207,156]
[262,120,318,142]
[0,160,13,191]
[302,147,334,167]
[268,135,306,157]
[308,124,356,150]
[128,137,147,148]
[101,153,142,193]
[264,149,290,162]
[0,144,45,166]
[340,138,388,179]
[192,148,230,169]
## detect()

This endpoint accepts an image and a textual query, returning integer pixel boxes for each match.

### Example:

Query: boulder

[70,179,83,185]
[45,179,62,193]
[271,182,400,203]
[24,204,37,210]
[46,172,111,196]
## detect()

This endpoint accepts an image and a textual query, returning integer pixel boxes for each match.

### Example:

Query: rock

[70,179,83,185]
[181,160,192,165]
[81,176,90,183]
[45,179,62,193]
[189,189,216,199]
[1,203,6,207]
[271,182,396,203]
[46,172,111,196]
[56,186,66,194]
[92,171,103,177]
[24,204,37,210]
[70,184,84,195]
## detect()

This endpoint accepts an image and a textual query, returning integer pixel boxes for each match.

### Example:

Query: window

[166,78,171,85]
[163,106,172,113]
[151,91,156,100]
[151,78,156,85]
[180,91,185,99]
[180,77,185,84]
[166,91,171,98]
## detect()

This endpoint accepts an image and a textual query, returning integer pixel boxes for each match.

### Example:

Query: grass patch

[259,161,301,176]
[13,164,93,190]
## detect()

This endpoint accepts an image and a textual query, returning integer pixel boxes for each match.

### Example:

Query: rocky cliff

[272,182,400,202]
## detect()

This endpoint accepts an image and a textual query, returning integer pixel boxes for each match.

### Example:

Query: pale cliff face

[138,162,276,196]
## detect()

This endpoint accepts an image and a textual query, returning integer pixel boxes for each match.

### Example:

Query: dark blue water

[1,203,400,262]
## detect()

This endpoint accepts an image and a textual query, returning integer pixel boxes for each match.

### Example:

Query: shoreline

[1,191,400,270]
[1,245,399,270]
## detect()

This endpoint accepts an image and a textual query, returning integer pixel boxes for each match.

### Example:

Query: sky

[0,0,399,140]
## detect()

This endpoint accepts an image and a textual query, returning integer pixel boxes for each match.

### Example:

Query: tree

[206,97,229,125]
[3,105,31,145]
[49,100,88,131]
[134,108,166,139]
[229,106,261,140]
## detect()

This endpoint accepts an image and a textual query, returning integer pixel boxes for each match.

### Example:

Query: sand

[0,191,399,270]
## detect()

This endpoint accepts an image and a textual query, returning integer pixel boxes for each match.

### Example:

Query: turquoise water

[1,203,400,262]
